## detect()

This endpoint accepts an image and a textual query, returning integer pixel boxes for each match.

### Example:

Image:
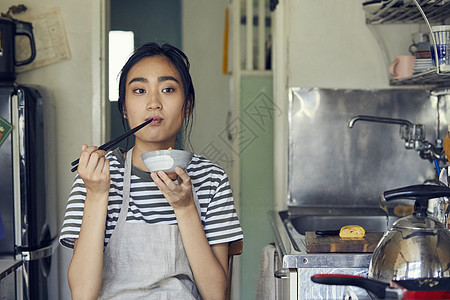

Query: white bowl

[141,149,193,173]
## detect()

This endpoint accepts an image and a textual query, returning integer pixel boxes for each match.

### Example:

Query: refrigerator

[0,82,59,299]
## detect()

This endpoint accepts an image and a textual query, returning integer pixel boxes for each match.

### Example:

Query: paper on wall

[16,7,71,73]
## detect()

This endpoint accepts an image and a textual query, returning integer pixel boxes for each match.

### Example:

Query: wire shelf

[364,0,450,86]
[390,67,450,85]
[364,0,450,24]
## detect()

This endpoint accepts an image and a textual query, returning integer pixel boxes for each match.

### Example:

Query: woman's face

[124,56,186,150]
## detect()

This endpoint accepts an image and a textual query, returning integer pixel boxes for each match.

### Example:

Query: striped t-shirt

[59,148,243,249]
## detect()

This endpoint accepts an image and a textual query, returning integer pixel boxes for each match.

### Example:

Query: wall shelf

[390,67,450,85]
[364,0,450,24]
[364,0,450,86]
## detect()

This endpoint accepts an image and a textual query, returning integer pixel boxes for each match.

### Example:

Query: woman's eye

[133,88,146,94]
[162,87,175,93]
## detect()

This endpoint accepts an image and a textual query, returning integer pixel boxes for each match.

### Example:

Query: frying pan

[311,274,450,299]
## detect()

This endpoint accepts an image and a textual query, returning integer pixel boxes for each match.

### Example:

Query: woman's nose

[146,94,162,110]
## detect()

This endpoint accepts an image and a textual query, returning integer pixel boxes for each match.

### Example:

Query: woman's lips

[147,116,162,125]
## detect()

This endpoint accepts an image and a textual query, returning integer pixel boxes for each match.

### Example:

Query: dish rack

[363,0,450,86]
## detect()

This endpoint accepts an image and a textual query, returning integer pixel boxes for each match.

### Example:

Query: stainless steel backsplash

[288,87,449,208]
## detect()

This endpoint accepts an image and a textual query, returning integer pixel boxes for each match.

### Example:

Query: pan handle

[311,274,389,299]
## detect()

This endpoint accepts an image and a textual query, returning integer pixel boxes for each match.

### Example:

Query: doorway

[109,0,182,149]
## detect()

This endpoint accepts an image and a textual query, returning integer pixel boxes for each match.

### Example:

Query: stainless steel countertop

[269,210,373,269]
[0,258,22,280]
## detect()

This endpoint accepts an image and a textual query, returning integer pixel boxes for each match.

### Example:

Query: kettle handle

[15,20,36,66]
[383,184,450,201]
[383,184,450,217]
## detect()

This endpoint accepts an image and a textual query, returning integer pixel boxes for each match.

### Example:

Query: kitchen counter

[0,259,22,280]
[269,209,378,269]
[268,209,389,299]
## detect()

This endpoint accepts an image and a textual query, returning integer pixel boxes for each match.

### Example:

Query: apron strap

[114,148,133,233]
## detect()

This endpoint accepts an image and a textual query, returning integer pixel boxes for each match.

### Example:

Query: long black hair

[117,42,195,148]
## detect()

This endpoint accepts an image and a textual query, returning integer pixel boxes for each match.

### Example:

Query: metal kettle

[0,16,36,81]
[368,184,450,283]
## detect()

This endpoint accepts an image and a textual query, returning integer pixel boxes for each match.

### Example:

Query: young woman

[60,42,243,299]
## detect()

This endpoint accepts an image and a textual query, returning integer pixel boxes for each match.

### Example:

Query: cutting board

[305,231,384,253]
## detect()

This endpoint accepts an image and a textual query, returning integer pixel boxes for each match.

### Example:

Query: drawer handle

[274,269,289,279]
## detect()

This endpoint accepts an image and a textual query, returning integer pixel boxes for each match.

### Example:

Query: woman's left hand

[150,166,194,211]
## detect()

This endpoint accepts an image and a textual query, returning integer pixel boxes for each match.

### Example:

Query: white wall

[0,1,105,299]
[182,1,241,298]
[182,1,233,175]
[287,0,423,89]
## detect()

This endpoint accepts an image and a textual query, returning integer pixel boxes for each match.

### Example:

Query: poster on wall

[16,7,71,73]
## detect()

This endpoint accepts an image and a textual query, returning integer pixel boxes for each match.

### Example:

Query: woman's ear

[119,100,128,119]
[185,99,193,117]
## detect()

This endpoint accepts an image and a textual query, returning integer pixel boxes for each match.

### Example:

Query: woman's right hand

[77,144,110,195]
[68,146,110,299]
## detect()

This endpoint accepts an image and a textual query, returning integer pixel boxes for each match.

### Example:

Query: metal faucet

[348,115,445,164]
[348,115,412,128]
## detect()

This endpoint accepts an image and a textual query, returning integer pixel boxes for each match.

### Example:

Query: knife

[315,230,340,236]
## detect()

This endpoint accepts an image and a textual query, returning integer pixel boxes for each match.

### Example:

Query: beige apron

[98,149,201,299]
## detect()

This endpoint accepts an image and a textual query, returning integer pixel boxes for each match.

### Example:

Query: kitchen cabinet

[363,0,450,86]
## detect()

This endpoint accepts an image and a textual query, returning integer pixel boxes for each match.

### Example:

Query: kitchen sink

[282,211,398,235]
[280,207,399,234]
[278,207,399,252]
